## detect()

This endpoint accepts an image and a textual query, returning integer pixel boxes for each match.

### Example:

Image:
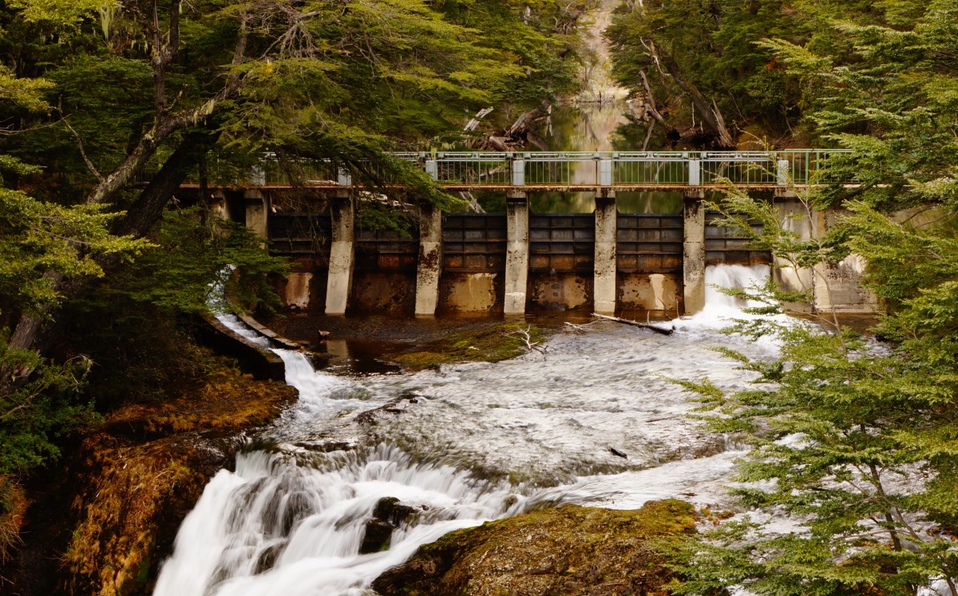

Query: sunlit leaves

[7,0,115,27]
[0,188,152,313]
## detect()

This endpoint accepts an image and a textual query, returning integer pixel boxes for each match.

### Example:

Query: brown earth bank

[372,499,698,596]
[1,353,298,596]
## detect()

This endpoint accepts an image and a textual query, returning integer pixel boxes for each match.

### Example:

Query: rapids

[152,264,777,596]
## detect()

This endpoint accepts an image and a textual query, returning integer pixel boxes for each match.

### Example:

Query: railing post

[599,155,613,187]
[425,159,438,180]
[777,158,790,186]
[688,155,701,186]
[250,164,266,186]
[511,153,525,187]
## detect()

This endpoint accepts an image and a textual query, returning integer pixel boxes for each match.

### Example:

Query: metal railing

[182,150,851,189]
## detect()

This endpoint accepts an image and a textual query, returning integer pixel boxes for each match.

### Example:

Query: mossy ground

[0,477,28,562]
[373,499,699,596]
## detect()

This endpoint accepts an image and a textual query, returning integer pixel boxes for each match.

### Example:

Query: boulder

[372,499,697,596]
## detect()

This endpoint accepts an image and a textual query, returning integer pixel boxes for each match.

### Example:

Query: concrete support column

[812,208,878,313]
[504,191,529,315]
[594,192,617,314]
[244,189,268,239]
[773,192,814,312]
[683,192,706,315]
[415,202,443,316]
[211,190,230,220]
[325,192,355,316]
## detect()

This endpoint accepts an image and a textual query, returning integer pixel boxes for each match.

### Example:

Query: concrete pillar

[285,272,313,310]
[415,202,443,316]
[244,189,268,239]
[594,192,617,314]
[773,192,814,312]
[325,192,355,316]
[504,191,529,315]
[211,190,229,220]
[812,208,878,313]
[683,192,706,315]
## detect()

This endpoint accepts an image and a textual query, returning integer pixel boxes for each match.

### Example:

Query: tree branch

[60,116,104,183]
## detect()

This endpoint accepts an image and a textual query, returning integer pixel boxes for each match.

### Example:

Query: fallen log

[592,313,675,336]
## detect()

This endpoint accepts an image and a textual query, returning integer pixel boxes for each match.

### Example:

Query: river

[152,264,785,596]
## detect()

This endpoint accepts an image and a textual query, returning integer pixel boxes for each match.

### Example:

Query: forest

[1,0,958,594]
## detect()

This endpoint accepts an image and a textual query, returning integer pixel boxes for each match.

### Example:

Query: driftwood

[592,313,675,336]
[467,101,552,152]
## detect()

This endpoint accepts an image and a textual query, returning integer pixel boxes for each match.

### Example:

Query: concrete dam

[195,151,874,316]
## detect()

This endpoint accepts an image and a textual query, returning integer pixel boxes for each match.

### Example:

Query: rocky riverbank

[372,499,698,596]
[2,353,297,596]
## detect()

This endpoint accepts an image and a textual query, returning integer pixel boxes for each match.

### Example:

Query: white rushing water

[154,264,776,596]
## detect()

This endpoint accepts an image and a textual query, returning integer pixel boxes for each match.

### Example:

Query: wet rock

[255,543,284,574]
[609,447,628,459]
[360,520,395,554]
[360,497,423,554]
[371,500,698,596]
[3,363,297,596]
[356,394,422,425]
[373,497,419,526]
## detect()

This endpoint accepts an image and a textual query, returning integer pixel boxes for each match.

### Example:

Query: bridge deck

[183,149,852,192]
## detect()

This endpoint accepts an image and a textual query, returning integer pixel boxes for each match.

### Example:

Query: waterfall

[154,264,777,596]
[153,447,522,596]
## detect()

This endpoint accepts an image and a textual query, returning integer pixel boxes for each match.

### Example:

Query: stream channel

[152,264,789,596]
[154,5,770,593]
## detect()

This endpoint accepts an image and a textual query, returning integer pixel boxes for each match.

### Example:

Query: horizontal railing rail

[178,150,853,189]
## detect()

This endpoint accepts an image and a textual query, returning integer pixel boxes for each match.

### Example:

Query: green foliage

[670,182,958,593]
[662,5,958,592]
[0,187,152,313]
[606,0,805,143]
[0,333,98,474]
[760,1,958,210]
[95,206,287,315]
[7,0,115,27]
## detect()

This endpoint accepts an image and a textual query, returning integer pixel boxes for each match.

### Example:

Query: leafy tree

[663,4,958,593]
[762,0,958,211]
[606,0,806,148]
[672,192,958,595]
[0,0,584,392]
[0,34,145,558]
[658,3,958,594]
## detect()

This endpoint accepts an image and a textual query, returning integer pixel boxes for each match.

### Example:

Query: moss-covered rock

[394,322,546,371]
[4,355,297,596]
[372,499,698,596]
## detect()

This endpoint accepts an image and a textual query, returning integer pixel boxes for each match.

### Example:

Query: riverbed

[152,264,781,596]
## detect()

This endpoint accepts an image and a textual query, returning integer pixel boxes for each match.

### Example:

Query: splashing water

[153,446,525,596]
[154,265,777,596]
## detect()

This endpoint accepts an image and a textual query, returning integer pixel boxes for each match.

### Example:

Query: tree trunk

[3,129,219,386]
[112,129,221,238]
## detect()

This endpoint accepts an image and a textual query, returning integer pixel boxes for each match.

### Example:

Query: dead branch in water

[563,320,601,334]
[591,313,674,336]
[510,325,548,358]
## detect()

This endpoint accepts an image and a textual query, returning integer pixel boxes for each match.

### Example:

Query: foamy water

[154,265,776,596]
